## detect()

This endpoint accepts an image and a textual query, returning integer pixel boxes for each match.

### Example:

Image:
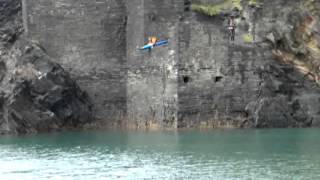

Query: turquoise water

[0,129,320,179]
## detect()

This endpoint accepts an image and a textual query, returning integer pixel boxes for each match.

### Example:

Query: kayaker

[147,36,158,48]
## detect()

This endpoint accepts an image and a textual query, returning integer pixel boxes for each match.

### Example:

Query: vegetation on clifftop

[248,0,258,6]
[191,0,264,16]
[191,0,241,16]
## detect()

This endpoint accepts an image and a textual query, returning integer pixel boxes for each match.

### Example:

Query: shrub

[242,34,254,43]
[191,0,242,17]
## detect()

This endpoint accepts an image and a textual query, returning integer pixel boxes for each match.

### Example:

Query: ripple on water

[0,129,320,179]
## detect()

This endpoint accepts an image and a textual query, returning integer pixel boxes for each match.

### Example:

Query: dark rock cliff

[2,0,320,131]
[126,0,320,129]
[179,0,320,127]
[0,0,93,134]
[25,0,127,126]
[181,0,320,128]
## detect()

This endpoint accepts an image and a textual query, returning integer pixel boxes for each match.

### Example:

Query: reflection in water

[0,129,320,179]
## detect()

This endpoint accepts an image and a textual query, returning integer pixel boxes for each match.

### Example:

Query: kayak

[154,39,169,47]
[140,44,153,50]
[139,39,169,50]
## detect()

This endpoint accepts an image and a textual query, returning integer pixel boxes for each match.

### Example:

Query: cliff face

[18,0,320,129]
[25,0,127,125]
[126,0,183,129]
[181,0,320,128]
[0,0,93,134]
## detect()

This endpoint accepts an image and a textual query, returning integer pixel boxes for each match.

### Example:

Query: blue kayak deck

[140,39,169,50]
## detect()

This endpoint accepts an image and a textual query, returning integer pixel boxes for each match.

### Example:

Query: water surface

[0,129,319,179]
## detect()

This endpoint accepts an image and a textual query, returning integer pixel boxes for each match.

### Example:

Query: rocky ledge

[0,0,94,135]
[0,40,95,135]
[0,39,94,134]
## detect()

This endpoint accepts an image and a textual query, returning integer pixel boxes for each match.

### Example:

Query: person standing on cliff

[228,16,236,42]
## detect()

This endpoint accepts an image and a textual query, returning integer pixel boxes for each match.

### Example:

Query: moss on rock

[248,0,258,6]
[242,33,254,43]
[191,0,242,17]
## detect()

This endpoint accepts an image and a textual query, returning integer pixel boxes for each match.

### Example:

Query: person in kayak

[139,36,168,51]
[147,36,158,48]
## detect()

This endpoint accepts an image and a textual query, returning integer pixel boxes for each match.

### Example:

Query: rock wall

[0,40,93,134]
[178,0,320,128]
[25,0,127,124]
[179,0,268,128]
[22,0,320,129]
[0,0,93,135]
[126,0,183,129]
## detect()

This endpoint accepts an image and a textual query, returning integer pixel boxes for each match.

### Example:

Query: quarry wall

[23,0,320,128]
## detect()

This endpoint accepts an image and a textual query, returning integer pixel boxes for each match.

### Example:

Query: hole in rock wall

[183,76,190,83]
[215,76,223,82]
[149,13,156,21]
[275,39,285,49]
[296,52,305,59]
[0,61,6,81]
[184,0,191,12]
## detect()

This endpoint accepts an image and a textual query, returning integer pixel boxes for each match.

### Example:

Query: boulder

[0,40,93,134]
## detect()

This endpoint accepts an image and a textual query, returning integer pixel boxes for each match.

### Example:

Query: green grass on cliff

[191,0,242,16]
[248,0,258,6]
[242,34,254,43]
[303,0,320,13]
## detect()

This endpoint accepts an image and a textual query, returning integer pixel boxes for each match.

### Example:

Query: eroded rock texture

[3,0,320,130]
[0,0,93,134]
[25,0,127,126]
[177,0,320,128]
